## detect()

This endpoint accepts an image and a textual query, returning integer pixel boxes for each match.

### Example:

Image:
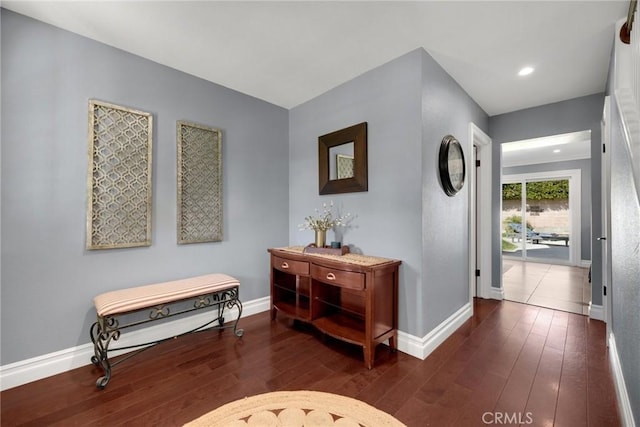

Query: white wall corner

[588,303,604,321]
[0,296,271,391]
[608,333,637,427]
[397,303,472,360]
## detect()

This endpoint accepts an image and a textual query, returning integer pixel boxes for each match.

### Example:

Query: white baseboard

[490,286,504,300]
[580,259,591,268]
[397,302,472,360]
[609,333,637,427]
[0,296,270,391]
[588,303,604,321]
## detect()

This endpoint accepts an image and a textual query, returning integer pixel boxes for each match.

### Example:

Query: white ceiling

[2,1,628,115]
[502,130,592,168]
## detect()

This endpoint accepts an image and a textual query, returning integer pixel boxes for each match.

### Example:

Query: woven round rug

[183,390,406,427]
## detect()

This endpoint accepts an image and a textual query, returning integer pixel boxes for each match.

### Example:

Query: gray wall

[289,49,424,336]
[489,94,604,305]
[609,95,640,427]
[503,158,592,260]
[420,52,489,333]
[1,10,289,364]
[289,48,488,337]
[606,39,640,426]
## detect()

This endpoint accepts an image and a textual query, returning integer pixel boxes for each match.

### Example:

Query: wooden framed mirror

[318,122,368,195]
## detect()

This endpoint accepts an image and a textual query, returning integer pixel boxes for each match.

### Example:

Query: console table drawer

[272,256,309,275]
[311,265,365,290]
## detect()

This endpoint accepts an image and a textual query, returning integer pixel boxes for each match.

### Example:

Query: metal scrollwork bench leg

[216,287,244,337]
[90,317,119,389]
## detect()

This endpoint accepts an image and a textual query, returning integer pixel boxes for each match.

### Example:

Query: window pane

[525,179,570,261]
[502,182,524,256]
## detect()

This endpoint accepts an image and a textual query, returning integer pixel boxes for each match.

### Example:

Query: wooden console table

[268,246,401,369]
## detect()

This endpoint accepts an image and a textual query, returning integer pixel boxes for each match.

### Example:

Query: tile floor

[502,259,591,315]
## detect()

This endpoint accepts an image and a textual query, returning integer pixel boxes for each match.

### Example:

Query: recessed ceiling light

[553,149,561,153]
[518,66,535,76]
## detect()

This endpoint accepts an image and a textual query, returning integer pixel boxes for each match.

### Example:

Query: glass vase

[314,230,326,248]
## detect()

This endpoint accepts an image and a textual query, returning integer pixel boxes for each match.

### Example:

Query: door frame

[469,123,492,305]
[601,96,612,334]
[502,169,582,266]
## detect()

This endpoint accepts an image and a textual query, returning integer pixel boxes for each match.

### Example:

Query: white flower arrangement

[298,201,351,232]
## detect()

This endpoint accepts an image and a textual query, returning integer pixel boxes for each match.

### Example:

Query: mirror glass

[329,142,355,180]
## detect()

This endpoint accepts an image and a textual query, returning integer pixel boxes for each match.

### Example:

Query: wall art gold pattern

[336,154,355,179]
[86,100,153,250]
[177,121,223,244]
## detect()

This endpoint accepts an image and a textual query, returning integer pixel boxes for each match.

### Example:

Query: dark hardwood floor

[1,299,621,426]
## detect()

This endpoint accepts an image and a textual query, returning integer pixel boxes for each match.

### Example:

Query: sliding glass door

[502,170,580,265]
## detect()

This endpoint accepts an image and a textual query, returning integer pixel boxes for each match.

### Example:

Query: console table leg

[389,335,397,352]
[363,345,374,370]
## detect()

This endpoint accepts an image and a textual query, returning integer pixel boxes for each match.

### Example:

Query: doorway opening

[500,131,591,314]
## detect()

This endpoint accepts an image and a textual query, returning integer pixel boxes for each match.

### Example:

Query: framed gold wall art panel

[177,121,223,244]
[86,100,153,250]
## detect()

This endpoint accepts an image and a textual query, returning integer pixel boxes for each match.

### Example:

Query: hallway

[502,260,591,315]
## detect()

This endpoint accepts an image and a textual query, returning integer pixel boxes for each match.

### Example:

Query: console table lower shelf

[268,246,401,369]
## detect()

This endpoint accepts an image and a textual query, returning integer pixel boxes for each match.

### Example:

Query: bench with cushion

[90,273,243,389]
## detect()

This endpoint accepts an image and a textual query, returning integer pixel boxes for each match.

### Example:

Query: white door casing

[601,96,612,331]
[469,123,493,303]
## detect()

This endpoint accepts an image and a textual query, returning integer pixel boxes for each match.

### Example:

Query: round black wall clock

[438,135,465,196]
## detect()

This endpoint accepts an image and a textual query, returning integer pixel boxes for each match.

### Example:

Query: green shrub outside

[502,239,518,252]
[503,214,533,231]
[502,180,568,201]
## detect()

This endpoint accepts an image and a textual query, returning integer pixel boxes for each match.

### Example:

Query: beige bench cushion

[94,274,240,317]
